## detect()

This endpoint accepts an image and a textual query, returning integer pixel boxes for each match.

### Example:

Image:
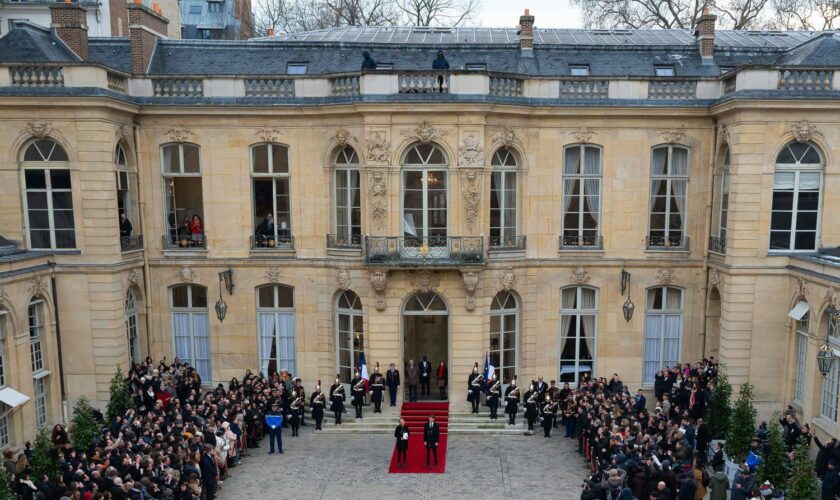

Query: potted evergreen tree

[707,368,732,439]
[106,365,132,422]
[30,427,59,486]
[757,414,788,492]
[724,382,756,481]
[787,441,817,500]
[70,396,102,452]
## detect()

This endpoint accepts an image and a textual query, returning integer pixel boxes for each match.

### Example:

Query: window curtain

[666,287,682,310]
[663,315,682,369]
[192,313,210,381]
[564,147,581,175]
[173,313,192,365]
[258,313,276,375]
[559,289,576,369]
[583,148,600,219]
[563,180,576,216]
[277,312,296,375]
[672,180,687,233]
[672,148,689,176]
[652,148,668,176]
[799,172,821,190]
[773,172,795,190]
[643,315,662,384]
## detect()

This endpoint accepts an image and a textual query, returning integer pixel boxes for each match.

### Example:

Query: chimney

[697,7,716,63]
[50,1,89,61]
[519,9,534,56]
[128,2,169,75]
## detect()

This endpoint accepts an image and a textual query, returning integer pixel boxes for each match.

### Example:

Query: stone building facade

[0,7,839,448]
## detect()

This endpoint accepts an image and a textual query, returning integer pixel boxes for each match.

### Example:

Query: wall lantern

[621,269,635,322]
[820,308,840,376]
[623,297,636,323]
[215,273,229,322]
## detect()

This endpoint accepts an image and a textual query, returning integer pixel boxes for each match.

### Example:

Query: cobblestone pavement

[219,426,590,500]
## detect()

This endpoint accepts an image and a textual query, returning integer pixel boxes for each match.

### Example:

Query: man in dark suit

[634,388,647,413]
[534,375,547,399]
[199,444,219,500]
[419,356,432,397]
[424,415,440,467]
[386,363,401,407]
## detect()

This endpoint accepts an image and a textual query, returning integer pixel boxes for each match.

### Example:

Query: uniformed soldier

[486,373,501,420]
[504,376,521,426]
[329,374,345,425]
[370,363,385,413]
[350,368,365,419]
[310,381,326,431]
[467,363,483,414]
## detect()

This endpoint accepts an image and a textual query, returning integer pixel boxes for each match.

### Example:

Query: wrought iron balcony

[364,236,484,266]
[250,234,294,251]
[326,233,362,249]
[163,234,206,250]
[708,236,727,254]
[560,235,603,250]
[120,235,143,252]
[646,235,690,250]
[489,235,526,251]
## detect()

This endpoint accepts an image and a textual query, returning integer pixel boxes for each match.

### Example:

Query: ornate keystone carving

[492,126,520,150]
[410,270,440,295]
[462,271,479,312]
[461,169,482,233]
[402,121,447,144]
[500,267,517,292]
[370,270,388,311]
[265,266,282,284]
[179,266,194,283]
[570,267,590,285]
[368,170,388,232]
[256,128,283,143]
[659,128,685,144]
[459,133,484,165]
[789,120,822,143]
[826,287,840,309]
[570,127,595,144]
[331,128,357,148]
[26,120,53,138]
[717,124,731,146]
[28,275,49,298]
[795,277,808,300]
[655,268,676,286]
[165,128,193,143]
[127,269,143,288]
[365,131,391,164]
[709,268,720,287]
[337,266,352,291]
[116,124,133,145]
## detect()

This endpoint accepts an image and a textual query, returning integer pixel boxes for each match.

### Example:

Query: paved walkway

[219,426,589,499]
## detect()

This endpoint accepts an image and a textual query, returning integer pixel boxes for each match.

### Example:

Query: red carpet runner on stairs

[388,402,449,474]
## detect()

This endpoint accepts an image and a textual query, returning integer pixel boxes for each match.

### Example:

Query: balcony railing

[245,78,295,97]
[250,234,294,250]
[120,235,143,252]
[648,80,697,99]
[398,72,449,94]
[560,235,604,250]
[153,78,203,97]
[646,235,690,250]
[489,76,523,96]
[330,76,360,96]
[10,65,63,87]
[107,72,127,94]
[326,233,362,249]
[708,236,726,254]
[559,79,609,99]
[364,236,484,266]
[163,234,206,250]
[489,235,526,251]
[778,69,833,92]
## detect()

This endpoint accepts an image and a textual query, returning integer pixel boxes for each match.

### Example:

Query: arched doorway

[402,291,448,401]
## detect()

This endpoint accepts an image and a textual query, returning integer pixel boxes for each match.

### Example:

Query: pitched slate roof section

[775,32,840,66]
[0,22,78,63]
[88,39,133,74]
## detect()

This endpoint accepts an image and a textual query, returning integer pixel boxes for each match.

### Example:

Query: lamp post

[820,307,840,377]
[621,269,634,322]
[215,275,228,322]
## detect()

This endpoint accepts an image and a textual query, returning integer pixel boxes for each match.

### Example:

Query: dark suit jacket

[386,369,401,388]
[199,452,218,485]
[424,422,440,447]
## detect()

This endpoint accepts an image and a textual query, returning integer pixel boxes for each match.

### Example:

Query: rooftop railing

[778,69,833,92]
[364,236,484,266]
[10,65,63,87]
[559,79,609,99]
[153,78,203,97]
[648,79,697,99]
[489,76,523,96]
[398,72,449,94]
[245,78,295,98]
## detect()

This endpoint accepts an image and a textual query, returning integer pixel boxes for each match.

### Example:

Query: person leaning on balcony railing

[432,50,449,92]
[190,214,204,245]
[255,212,275,246]
[361,50,377,70]
[119,211,133,238]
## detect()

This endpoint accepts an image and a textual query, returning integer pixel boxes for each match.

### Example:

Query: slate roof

[89,39,133,74]
[774,32,840,66]
[0,22,80,63]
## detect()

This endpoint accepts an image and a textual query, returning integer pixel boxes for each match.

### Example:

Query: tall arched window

[257,284,296,376]
[490,149,519,249]
[116,143,141,250]
[401,143,448,243]
[170,284,210,381]
[251,143,292,249]
[22,138,75,249]
[29,299,48,427]
[332,147,361,247]
[162,143,203,247]
[648,145,689,248]
[710,147,730,253]
[643,286,683,384]
[771,141,823,251]
[793,309,808,403]
[559,286,598,385]
[125,289,140,364]
[490,291,518,383]
[562,144,602,248]
[821,310,840,421]
[336,290,363,382]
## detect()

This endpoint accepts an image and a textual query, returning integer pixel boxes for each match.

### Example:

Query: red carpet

[388,402,449,473]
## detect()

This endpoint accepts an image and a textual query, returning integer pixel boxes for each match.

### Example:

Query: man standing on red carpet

[424,415,440,468]
[394,417,410,468]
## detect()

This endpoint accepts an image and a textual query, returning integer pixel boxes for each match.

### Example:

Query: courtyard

[219,428,589,499]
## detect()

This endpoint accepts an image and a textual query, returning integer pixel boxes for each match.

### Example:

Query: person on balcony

[119,212,133,237]
[361,50,377,70]
[190,214,204,245]
[432,50,449,93]
[255,212,274,246]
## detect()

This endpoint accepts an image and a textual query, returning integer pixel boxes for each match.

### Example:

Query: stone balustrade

[9,65,64,87]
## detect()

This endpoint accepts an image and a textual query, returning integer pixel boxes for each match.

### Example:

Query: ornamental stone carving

[256,128,283,143]
[368,170,388,231]
[462,271,479,312]
[165,128,193,143]
[370,270,388,311]
[492,126,520,150]
[28,275,49,298]
[789,120,822,143]
[337,266,352,291]
[265,266,282,284]
[402,121,447,144]
[709,268,720,287]
[127,269,143,288]
[365,131,391,164]
[459,133,484,165]
[460,169,482,232]
[179,266,194,283]
[0,286,5,302]
[570,267,590,285]
[116,124,133,145]
[795,277,808,299]
[826,287,840,309]
[331,128,357,148]
[717,124,731,147]
[26,120,53,138]
[500,267,517,292]
[570,127,595,144]
[410,270,440,295]
[659,128,685,144]
[655,268,676,286]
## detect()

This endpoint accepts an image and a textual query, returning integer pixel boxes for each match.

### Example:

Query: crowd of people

[2,358,323,500]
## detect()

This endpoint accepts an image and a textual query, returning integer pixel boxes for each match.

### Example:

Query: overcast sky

[473,0,584,28]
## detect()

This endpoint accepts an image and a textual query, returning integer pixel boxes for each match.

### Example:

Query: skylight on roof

[654,65,675,77]
[287,63,307,75]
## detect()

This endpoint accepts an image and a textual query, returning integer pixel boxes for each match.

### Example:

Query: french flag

[483,352,494,391]
[358,351,370,392]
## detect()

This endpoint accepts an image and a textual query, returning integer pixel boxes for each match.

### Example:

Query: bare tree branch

[395,0,482,26]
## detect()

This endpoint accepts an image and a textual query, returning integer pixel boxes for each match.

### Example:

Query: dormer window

[287,63,308,75]
[570,65,590,76]
[207,0,221,13]
[465,63,486,71]
[655,66,675,77]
